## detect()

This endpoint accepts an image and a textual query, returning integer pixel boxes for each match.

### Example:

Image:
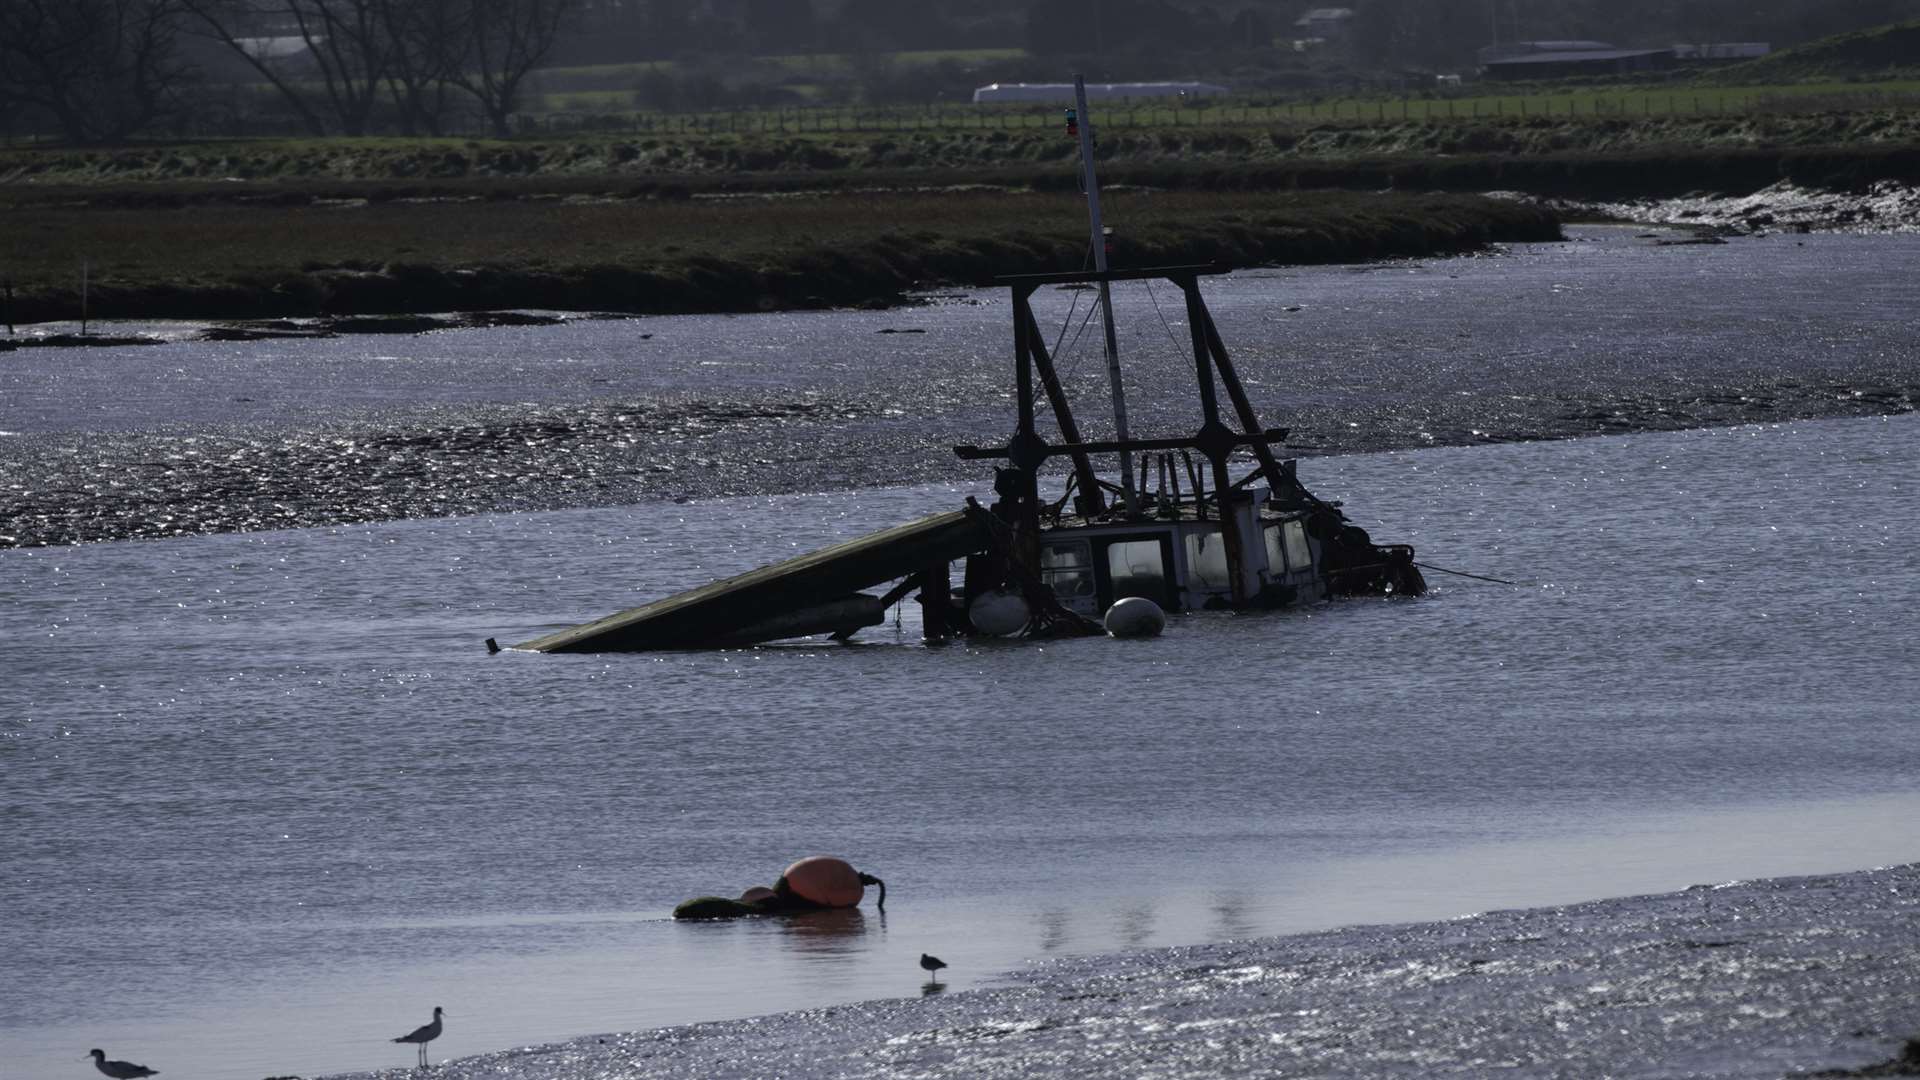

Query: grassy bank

[9,110,1920,186]
[1,190,1558,324]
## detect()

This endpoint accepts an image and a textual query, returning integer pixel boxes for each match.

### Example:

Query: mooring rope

[1413,561,1522,586]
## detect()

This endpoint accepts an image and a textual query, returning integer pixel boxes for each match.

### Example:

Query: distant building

[1672,42,1772,64]
[1479,40,1674,81]
[1289,7,1353,50]
[233,35,319,61]
[971,82,1230,105]
[1293,7,1354,36]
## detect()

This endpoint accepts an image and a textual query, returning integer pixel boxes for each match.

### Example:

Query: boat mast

[1072,75,1138,514]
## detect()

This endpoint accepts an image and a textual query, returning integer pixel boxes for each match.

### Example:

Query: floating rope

[1413,561,1522,586]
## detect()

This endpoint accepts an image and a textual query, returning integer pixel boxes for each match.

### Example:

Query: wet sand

[4,366,1915,548]
[322,863,1920,1080]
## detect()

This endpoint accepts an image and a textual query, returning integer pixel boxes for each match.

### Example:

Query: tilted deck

[513,509,992,652]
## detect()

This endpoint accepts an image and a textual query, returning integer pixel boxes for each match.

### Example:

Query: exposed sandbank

[322,863,1920,1080]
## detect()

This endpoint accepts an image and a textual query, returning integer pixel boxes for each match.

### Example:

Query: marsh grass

[9,105,1920,191]
[0,189,1558,323]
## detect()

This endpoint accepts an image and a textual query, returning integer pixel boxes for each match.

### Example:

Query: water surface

[5,414,1917,1080]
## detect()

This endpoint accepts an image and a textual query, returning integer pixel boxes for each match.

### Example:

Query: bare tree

[181,0,391,135]
[382,0,468,135]
[0,0,196,143]
[447,0,575,137]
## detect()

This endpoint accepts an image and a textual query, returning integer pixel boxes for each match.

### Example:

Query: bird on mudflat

[919,953,948,981]
[392,1006,446,1068]
[87,1049,158,1079]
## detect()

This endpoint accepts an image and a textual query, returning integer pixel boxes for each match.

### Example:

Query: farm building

[971,82,1229,105]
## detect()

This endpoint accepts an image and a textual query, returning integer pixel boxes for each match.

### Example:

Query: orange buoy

[782,856,866,908]
[738,886,777,904]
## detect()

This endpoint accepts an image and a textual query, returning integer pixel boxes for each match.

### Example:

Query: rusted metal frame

[1198,302,1296,500]
[876,574,925,610]
[917,561,958,640]
[956,430,1282,461]
[1180,274,1249,604]
[1012,286,1040,465]
[1179,274,1227,430]
[1004,284,1058,577]
[995,263,1227,287]
[1009,285,1044,537]
[1021,302,1106,516]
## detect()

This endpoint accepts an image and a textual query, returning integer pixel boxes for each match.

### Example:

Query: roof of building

[1294,7,1354,25]
[235,35,318,60]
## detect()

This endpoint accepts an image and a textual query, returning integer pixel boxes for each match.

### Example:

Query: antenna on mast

[1071,74,1138,514]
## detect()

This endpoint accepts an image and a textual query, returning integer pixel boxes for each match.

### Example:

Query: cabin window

[1283,520,1313,570]
[1040,540,1095,600]
[1184,528,1233,590]
[1263,524,1289,573]
[1105,539,1168,603]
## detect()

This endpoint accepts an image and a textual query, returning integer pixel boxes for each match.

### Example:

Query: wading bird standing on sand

[87,1049,158,1079]
[920,953,948,982]
[393,1006,446,1068]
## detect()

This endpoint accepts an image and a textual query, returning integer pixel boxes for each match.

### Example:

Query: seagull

[393,1006,446,1068]
[919,953,948,982]
[87,1050,158,1079]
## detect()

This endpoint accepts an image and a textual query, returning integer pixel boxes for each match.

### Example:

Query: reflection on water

[1114,904,1156,949]
[777,907,878,958]
[4,415,1919,1080]
[1037,908,1073,953]
[1211,892,1258,943]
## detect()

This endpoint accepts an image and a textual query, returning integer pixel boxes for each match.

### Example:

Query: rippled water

[5,227,1918,438]
[4,227,1917,547]
[5,409,1918,1080]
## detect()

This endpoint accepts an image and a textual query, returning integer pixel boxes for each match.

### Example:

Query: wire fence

[5,84,1916,146]
[522,86,1920,138]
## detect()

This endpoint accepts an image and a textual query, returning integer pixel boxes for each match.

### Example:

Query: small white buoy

[1104,596,1166,638]
[968,590,1030,637]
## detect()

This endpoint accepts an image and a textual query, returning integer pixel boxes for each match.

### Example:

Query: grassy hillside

[1709,20,1920,83]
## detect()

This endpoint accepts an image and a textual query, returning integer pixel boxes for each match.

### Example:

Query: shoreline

[0,191,1558,326]
[320,862,1920,1080]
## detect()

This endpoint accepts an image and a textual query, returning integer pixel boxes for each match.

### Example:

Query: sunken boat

[505,82,1424,655]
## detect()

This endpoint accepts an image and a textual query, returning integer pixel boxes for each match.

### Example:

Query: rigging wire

[1057,300,1102,380]
[1141,279,1191,353]
[1048,235,1097,358]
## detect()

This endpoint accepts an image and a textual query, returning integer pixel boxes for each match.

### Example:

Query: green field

[511,79,1920,135]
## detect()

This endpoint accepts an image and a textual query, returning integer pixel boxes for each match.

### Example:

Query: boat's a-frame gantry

[954,263,1311,608]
